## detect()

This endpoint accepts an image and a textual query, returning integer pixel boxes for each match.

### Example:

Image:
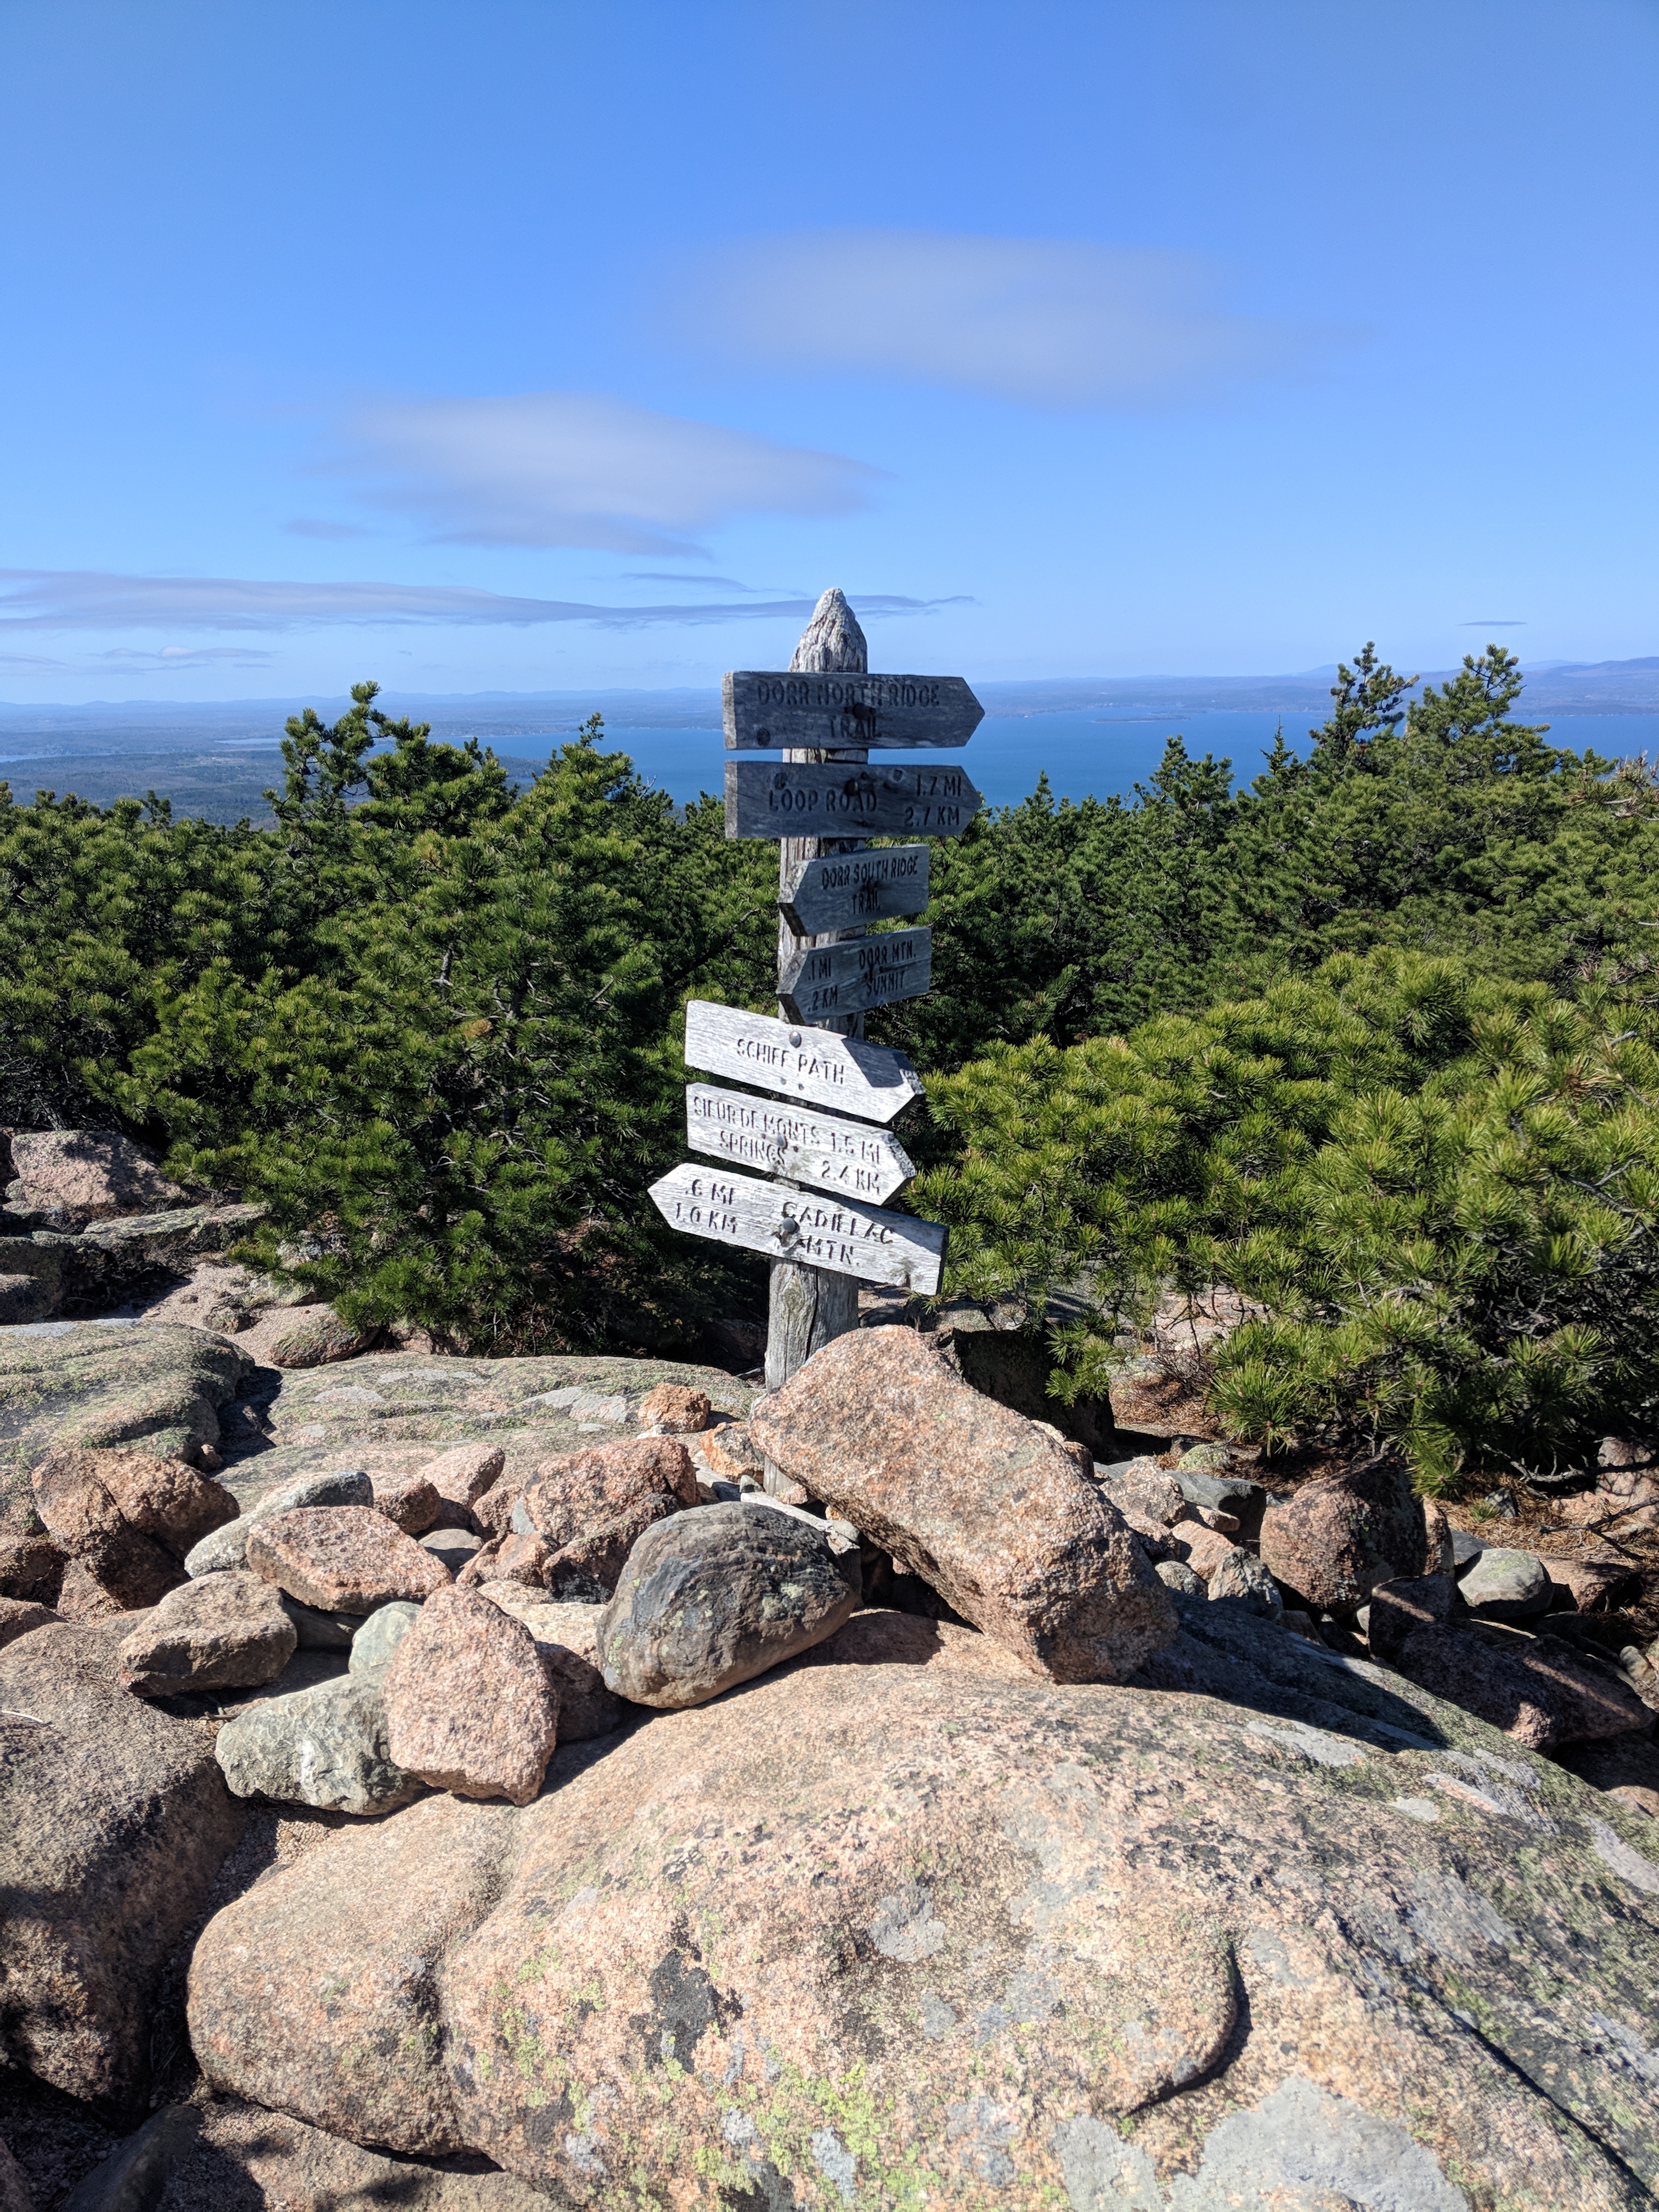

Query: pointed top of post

[790,588,867,675]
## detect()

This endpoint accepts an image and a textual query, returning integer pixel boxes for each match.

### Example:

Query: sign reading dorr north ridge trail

[725,759,983,839]
[647,1162,946,1294]
[651,589,970,1371]
[723,670,984,751]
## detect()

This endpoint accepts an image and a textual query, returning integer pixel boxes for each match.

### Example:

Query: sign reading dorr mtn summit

[647,589,981,1382]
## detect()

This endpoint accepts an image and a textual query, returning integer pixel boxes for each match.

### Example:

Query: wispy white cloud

[0,571,960,634]
[673,230,1353,408]
[284,517,372,540]
[318,391,884,554]
[98,645,276,668]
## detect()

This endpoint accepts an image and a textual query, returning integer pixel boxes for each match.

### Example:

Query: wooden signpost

[647,586,983,1398]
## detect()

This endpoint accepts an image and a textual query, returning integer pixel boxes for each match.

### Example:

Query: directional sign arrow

[686,1082,915,1203]
[777,927,932,1026]
[648,1161,945,1294]
[725,759,982,841]
[724,671,983,752]
[684,1000,923,1124]
[779,844,930,935]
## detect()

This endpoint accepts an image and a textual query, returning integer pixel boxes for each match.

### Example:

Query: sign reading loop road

[726,759,982,840]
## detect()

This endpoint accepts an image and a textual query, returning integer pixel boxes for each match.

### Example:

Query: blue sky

[2,0,1655,702]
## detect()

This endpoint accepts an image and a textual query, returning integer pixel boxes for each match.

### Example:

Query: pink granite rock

[496,1436,699,1600]
[382,1585,559,1804]
[0,1595,58,1652]
[636,1381,711,1433]
[749,1327,1173,1681]
[246,1506,450,1613]
[116,1570,297,1694]
[373,1474,442,1537]
[6,1129,187,1224]
[1259,1452,1444,1613]
[29,1445,239,1610]
[415,1441,505,1504]
[1395,1622,1652,1748]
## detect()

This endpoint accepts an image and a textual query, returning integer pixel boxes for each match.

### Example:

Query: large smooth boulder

[382,1587,558,1805]
[185,1605,1659,2205]
[1259,1452,1449,1613]
[190,1798,518,2153]
[215,1675,424,1814]
[261,1305,381,1369]
[749,1327,1175,1681]
[115,1570,296,1694]
[597,1501,860,1709]
[30,1446,239,1611]
[246,1505,451,1613]
[5,1130,187,1227]
[0,1620,245,2104]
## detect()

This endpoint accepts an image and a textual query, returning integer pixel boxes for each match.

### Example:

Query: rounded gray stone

[215,1675,423,1815]
[421,1527,483,1574]
[1459,1546,1551,1620]
[1156,1559,1204,1596]
[348,1600,424,1686]
[598,1501,860,1709]
[1207,1547,1284,1622]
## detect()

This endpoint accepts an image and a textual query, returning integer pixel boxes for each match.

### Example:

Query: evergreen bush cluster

[2,648,1655,1482]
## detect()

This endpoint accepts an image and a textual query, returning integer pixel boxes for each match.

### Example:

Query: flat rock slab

[116,1569,296,1693]
[750,1327,1175,1682]
[383,1587,558,1804]
[0,1618,246,2103]
[246,1505,452,1612]
[221,1351,758,1501]
[1393,1622,1652,1748]
[597,1501,860,1708]
[188,1606,1659,2206]
[0,1325,252,1506]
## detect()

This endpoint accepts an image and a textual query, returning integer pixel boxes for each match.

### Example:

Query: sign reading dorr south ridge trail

[647,589,981,1383]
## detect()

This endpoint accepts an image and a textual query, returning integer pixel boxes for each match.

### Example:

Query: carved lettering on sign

[648,1161,946,1292]
[724,670,983,751]
[684,1000,923,1124]
[777,928,932,1023]
[779,844,930,935]
[686,1081,915,1203]
[725,760,983,841]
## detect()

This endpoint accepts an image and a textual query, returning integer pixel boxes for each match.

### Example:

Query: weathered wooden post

[647,587,983,1409]
[768,590,871,1390]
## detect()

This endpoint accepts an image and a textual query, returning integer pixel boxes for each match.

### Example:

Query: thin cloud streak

[0,571,966,634]
[323,391,885,554]
[675,230,1356,409]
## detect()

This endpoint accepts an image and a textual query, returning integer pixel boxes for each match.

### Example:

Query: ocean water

[4,710,1654,824]
[597,709,1659,813]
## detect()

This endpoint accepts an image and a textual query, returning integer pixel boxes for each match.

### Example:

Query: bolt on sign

[647,589,983,1373]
